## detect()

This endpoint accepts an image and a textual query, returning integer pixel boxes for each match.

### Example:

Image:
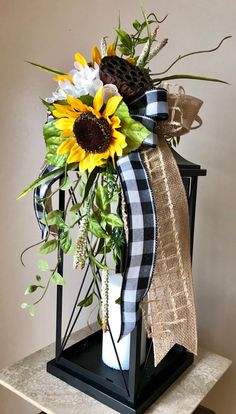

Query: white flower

[102,84,120,103]
[45,62,103,103]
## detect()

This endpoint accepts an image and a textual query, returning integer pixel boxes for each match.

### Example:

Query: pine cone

[100,56,153,103]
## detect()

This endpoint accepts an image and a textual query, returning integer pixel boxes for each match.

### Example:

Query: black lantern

[47,151,206,414]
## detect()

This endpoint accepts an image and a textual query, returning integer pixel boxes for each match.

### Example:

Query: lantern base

[47,330,193,414]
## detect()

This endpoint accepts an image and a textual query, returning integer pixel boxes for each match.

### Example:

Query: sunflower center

[73,112,111,153]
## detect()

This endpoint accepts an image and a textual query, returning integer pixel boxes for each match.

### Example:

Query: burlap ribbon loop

[156,85,203,138]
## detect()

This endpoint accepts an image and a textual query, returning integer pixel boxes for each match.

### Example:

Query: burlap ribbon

[156,86,203,138]
[141,137,198,366]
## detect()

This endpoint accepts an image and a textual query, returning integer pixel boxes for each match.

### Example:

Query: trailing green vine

[20,163,124,319]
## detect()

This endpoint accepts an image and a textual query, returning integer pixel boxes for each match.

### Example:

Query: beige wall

[0,0,235,413]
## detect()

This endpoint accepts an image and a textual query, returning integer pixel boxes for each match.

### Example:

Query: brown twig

[147,12,168,24]
[151,36,232,76]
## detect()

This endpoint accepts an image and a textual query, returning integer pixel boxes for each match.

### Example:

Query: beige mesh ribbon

[156,86,203,138]
[141,137,198,366]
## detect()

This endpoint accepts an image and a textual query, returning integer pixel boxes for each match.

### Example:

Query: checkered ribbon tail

[33,165,65,240]
[117,88,168,340]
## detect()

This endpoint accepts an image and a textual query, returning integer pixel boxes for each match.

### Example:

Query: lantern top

[172,149,207,177]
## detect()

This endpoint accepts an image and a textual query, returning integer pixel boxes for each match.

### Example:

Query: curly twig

[151,36,232,76]
[20,239,47,267]
[147,12,168,24]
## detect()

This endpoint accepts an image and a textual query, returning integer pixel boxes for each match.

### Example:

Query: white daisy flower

[45,62,103,103]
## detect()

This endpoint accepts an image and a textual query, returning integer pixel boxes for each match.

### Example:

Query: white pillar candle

[102,273,146,370]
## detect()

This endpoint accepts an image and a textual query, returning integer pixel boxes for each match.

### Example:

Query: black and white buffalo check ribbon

[117,88,168,340]
[33,165,64,240]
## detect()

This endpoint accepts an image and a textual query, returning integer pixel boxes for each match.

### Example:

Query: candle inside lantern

[102,273,146,370]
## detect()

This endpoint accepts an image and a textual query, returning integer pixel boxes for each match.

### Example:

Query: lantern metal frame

[47,151,206,414]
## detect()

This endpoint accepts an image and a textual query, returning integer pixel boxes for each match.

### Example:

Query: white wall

[0,0,235,413]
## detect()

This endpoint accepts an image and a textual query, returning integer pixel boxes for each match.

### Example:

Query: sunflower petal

[60,130,74,138]
[67,145,86,164]
[110,115,121,129]
[53,74,73,83]
[103,96,123,118]
[53,104,77,119]
[79,153,106,172]
[126,57,136,64]
[57,138,76,154]
[106,43,116,56]
[74,52,87,67]
[112,129,126,144]
[54,118,75,131]
[66,95,89,112]
[92,46,102,66]
[78,155,92,172]
[93,86,104,113]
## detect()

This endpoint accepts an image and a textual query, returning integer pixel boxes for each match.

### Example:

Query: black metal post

[128,317,142,402]
[188,176,198,258]
[55,188,65,360]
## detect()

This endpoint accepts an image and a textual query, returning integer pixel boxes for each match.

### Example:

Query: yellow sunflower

[53,87,127,172]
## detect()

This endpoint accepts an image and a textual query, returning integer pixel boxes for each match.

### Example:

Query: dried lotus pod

[100,56,153,103]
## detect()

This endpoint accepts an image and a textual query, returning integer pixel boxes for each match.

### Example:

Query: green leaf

[96,238,104,254]
[108,226,124,262]
[21,302,38,316]
[79,95,94,106]
[28,304,36,317]
[41,210,64,227]
[37,259,49,272]
[25,285,41,295]
[89,254,109,270]
[67,244,76,254]
[81,167,99,204]
[97,311,102,327]
[17,164,77,199]
[38,239,58,255]
[26,60,67,76]
[77,171,88,197]
[43,120,69,167]
[105,213,123,228]
[36,275,42,282]
[116,28,132,51]
[115,102,150,153]
[96,185,109,212]
[60,231,72,254]
[115,297,121,305]
[78,293,93,307]
[69,211,79,223]
[52,271,65,286]
[40,98,55,111]
[136,36,149,45]
[61,175,73,190]
[70,202,82,213]
[118,46,132,56]
[133,20,141,31]
[88,216,109,238]
[152,74,229,84]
